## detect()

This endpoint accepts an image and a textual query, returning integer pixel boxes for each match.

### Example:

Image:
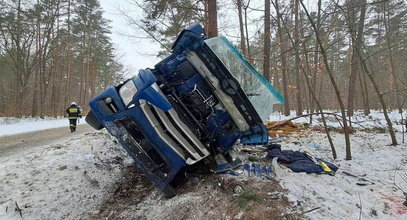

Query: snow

[276,131,407,219]
[0,110,406,219]
[269,109,406,132]
[0,117,70,137]
[0,130,131,220]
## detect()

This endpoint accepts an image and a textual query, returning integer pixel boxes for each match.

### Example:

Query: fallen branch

[300,206,321,215]
[15,201,22,218]
[268,112,342,129]
[358,192,362,220]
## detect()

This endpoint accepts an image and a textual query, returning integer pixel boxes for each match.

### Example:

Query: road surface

[0,124,93,160]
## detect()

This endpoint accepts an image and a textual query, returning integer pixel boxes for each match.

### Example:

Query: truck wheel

[162,185,176,198]
[86,110,104,130]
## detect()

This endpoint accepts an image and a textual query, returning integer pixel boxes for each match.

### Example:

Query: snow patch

[0,117,71,136]
[0,130,131,219]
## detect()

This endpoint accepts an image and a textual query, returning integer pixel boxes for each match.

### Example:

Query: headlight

[119,79,138,106]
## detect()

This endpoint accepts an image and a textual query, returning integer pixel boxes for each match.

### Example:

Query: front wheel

[85,110,104,130]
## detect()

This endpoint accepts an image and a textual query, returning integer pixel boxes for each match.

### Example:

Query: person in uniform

[66,102,81,132]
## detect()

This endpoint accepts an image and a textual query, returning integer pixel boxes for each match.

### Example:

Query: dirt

[266,121,306,138]
[86,165,302,220]
[1,125,302,220]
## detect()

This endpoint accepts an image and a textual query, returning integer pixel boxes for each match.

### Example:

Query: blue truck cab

[86,24,284,197]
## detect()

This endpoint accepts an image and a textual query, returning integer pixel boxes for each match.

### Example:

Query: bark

[263,0,271,81]
[347,0,366,117]
[383,2,401,112]
[294,0,302,116]
[236,0,247,56]
[64,0,72,110]
[280,15,337,159]
[309,0,320,124]
[243,1,251,58]
[275,0,290,116]
[301,0,352,160]
[206,0,218,38]
[359,53,398,145]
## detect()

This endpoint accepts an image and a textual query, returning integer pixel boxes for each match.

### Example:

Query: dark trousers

[69,119,77,132]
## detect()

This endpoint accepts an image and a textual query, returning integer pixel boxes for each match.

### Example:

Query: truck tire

[86,110,104,130]
[162,185,176,198]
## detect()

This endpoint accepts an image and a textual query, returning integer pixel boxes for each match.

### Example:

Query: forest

[0,1,406,218]
[1,0,406,121]
[0,0,124,117]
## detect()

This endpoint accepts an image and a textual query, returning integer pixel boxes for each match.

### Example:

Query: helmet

[71,102,77,105]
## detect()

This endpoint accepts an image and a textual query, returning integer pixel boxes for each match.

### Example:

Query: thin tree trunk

[347,0,366,117]
[64,0,72,111]
[263,0,271,81]
[294,0,302,116]
[362,68,370,115]
[244,2,251,58]
[280,14,337,159]
[309,0,320,124]
[237,0,247,56]
[301,0,352,160]
[359,53,398,145]
[275,0,290,116]
[383,2,400,112]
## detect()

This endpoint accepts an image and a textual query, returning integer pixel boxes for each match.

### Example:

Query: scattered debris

[342,171,375,185]
[266,121,306,138]
[57,165,67,170]
[266,144,338,175]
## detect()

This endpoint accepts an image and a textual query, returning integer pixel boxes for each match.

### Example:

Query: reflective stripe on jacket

[66,105,81,119]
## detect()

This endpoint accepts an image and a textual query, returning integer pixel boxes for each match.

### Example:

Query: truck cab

[86,24,284,197]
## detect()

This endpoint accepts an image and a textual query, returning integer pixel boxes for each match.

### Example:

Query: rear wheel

[85,110,104,130]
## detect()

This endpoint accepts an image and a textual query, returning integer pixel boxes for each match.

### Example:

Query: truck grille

[114,118,169,174]
[140,88,210,165]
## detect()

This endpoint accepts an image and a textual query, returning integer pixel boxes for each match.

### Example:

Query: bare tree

[263,0,271,81]
[236,0,247,56]
[294,0,302,116]
[300,0,352,160]
[274,0,290,116]
[347,0,367,117]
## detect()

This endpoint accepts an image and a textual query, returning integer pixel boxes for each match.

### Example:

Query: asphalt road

[0,123,93,160]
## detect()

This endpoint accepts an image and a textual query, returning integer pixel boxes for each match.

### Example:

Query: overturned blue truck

[85,24,284,197]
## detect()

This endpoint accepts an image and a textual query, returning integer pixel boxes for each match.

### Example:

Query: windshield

[204,36,285,121]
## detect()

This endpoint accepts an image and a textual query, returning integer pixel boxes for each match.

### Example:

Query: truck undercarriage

[86,24,284,197]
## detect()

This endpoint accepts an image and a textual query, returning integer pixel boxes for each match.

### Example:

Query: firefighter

[66,102,82,132]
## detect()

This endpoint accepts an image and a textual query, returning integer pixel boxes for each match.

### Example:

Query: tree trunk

[301,1,352,160]
[359,55,398,145]
[236,0,247,56]
[243,2,251,58]
[383,2,400,112]
[294,0,302,116]
[275,0,290,116]
[64,0,72,110]
[206,0,218,38]
[263,0,271,81]
[309,0,320,124]
[347,0,366,117]
[280,13,337,159]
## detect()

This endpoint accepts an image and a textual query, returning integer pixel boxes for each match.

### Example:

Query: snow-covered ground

[268,110,407,219]
[270,109,406,132]
[0,129,131,220]
[278,131,407,220]
[0,110,406,219]
[0,117,69,136]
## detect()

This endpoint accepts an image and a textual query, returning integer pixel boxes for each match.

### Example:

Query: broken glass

[205,36,285,121]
